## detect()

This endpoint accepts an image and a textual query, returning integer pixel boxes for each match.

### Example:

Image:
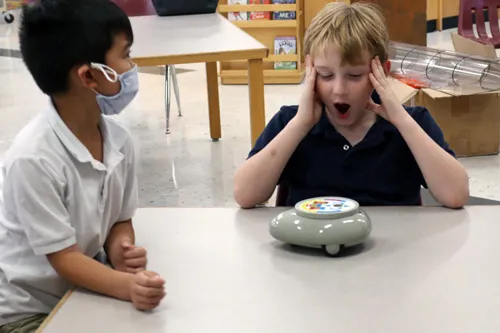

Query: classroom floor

[1,22,500,207]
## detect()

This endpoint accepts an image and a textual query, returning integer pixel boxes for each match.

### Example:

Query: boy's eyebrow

[315,65,370,71]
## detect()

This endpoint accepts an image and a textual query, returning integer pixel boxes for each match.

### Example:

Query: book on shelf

[228,0,248,21]
[274,36,297,70]
[271,0,296,20]
[249,0,270,20]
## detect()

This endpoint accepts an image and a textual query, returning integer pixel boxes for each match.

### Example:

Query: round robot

[269,197,372,256]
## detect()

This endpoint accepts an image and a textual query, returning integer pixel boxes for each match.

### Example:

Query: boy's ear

[76,64,98,90]
[383,60,391,75]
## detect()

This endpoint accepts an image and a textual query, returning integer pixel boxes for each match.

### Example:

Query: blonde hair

[304,2,389,65]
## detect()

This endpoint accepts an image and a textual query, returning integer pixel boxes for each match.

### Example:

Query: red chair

[110,0,157,16]
[458,0,500,47]
[110,0,182,134]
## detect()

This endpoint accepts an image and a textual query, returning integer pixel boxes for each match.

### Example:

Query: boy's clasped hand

[108,237,166,311]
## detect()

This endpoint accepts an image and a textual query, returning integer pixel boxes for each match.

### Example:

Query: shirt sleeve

[3,157,76,255]
[116,136,139,222]
[411,106,456,188]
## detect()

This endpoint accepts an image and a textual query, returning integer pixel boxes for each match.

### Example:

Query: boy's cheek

[96,80,121,97]
[315,82,330,103]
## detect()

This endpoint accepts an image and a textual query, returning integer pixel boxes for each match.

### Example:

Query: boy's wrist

[288,117,314,137]
[120,272,135,301]
[106,268,135,301]
[391,111,414,131]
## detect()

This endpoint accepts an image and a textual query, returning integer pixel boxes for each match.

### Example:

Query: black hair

[19,0,134,95]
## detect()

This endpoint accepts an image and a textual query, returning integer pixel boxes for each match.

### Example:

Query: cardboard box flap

[422,88,449,99]
[422,87,500,99]
[388,77,418,103]
[450,32,497,59]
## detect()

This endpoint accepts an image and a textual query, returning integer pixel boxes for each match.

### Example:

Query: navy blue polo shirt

[248,95,455,206]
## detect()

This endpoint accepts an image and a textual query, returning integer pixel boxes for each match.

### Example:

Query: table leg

[437,0,443,31]
[205,62,221,142]
[248,58,265,146]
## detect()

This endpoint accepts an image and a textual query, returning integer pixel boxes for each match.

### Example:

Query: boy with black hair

[0,0,165,331]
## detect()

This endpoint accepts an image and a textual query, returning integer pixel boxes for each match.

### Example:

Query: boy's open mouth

[334,103,351,119]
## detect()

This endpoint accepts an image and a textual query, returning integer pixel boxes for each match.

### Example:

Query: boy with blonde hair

[233,2,469,208]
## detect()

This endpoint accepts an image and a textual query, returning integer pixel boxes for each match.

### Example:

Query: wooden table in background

[130,13,268,145]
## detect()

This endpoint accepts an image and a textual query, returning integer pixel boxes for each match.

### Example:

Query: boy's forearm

[47,246,132,301]
[105,219,135,253]
[234,118,310,208]
[395,114,469,208]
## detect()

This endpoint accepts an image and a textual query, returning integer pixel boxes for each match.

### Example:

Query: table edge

[36,289,74,333]
[133,48,268,66]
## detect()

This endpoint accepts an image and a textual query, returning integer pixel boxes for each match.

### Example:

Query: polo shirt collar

[45,99,124,171]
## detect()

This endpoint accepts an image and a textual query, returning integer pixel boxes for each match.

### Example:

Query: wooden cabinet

[350,0,427,46]
[304,0,427,45]
[304,0,349,28]
[427,0,439,20]
[442,0,459,18]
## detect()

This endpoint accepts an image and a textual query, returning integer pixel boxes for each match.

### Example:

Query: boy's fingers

[305,55,311,78]
[369,73,383,92]
[127,267,145,274]
[134,292,166,310]
[135,299,162,309]
[121,237,134,249]
[137,272,165,288]
[372,58,387,85]
[307,66,317,91]
[365,99,379,112]
[135,284,165,298]
[123,247,147,259]
[133,292,166,310]
[125,257,147,268]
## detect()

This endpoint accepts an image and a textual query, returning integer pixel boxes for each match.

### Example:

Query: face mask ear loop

[90,63,119,83]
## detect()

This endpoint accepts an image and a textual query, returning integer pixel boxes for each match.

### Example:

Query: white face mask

[90,63,139,116]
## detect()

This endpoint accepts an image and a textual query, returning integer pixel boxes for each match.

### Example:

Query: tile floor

[1,21,500,207]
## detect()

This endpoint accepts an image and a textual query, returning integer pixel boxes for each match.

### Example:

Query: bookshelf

[217,0,305,85]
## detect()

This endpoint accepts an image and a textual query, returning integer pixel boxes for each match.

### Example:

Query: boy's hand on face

[108,237,148,274]
[294,55,323,130]
[129,270,166,311]
[366,56,410,127]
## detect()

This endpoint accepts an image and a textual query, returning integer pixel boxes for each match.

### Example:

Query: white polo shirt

[0,101,138,325]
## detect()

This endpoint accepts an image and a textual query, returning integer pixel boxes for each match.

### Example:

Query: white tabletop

[0,13,267,64]
[42,206,500,333]
[130,13,267,64]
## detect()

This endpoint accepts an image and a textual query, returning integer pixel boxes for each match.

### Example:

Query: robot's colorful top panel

[297,198,356,215]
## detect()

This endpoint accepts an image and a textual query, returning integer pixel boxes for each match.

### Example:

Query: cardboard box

[417,89,500,157]
[450,32,497,59]
[388,77,500,157]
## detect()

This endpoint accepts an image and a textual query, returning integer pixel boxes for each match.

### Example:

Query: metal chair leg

[164,65,172,134]
[170,65,182,117]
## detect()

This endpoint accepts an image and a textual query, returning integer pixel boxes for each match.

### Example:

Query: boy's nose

[332,78,347,95]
